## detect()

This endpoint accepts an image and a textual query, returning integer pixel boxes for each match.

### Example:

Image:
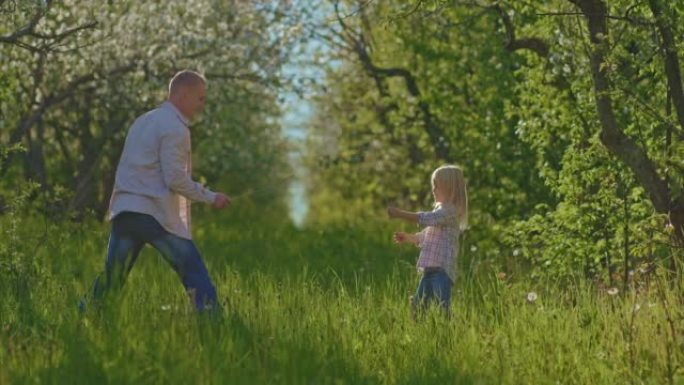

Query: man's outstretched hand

[212,193,231,209]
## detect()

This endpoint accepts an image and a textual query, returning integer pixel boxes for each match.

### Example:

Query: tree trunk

[25,118,48,189]
[570,0,684,278]
[68,100,97,217]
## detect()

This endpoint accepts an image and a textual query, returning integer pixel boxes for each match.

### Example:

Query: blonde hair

[168,70,206,96]
[431,165,468,231]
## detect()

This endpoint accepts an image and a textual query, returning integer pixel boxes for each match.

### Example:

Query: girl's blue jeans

[88,211,217,311]
[411,268,452,317]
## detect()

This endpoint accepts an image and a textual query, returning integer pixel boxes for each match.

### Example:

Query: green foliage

[499,0,682,279]
[0,178,42,282]
[304,0,684,280]
[1,0,304,217]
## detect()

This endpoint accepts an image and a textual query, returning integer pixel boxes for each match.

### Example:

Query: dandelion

[526,292,538,303]
[632,303,641,313]
[497,272,506,281]
[161,305,171,311]
[607,287,619,296]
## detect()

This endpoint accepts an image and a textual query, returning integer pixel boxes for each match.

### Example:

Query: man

[84,70,230,312]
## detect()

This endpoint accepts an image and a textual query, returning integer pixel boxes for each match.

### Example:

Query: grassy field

[1,206,683,385]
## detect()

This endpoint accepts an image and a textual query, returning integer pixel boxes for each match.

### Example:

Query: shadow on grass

[14,305,489,385]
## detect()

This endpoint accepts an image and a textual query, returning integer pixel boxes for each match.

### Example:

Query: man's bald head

[168,70,206,97]
[168,70,207,121]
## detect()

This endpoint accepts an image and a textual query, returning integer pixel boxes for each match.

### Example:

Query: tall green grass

[1,206,682,384]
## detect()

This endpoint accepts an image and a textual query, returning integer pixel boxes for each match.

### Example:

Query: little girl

[387,165,468,316]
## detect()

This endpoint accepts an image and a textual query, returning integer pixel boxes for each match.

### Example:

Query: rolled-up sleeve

[159,126,216,204]
[414,229,426,247]
[417,205,456,227]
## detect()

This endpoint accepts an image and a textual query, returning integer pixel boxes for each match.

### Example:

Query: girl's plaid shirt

[414,203,460,282]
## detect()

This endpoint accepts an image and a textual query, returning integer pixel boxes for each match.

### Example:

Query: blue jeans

[411,268,452,317]
[89,211,217,311]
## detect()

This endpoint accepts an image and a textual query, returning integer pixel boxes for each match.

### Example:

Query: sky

[279,3,336,226]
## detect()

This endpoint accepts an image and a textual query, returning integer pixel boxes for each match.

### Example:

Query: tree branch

[334,1,451,161]
[569,0,672,214]
[647,0,684,134]
[27,21,98,43]
[0,0,51,44]
[0,1,97,54]
[1,62,139,175]
[491,4,549,58]
[447,1,550,58]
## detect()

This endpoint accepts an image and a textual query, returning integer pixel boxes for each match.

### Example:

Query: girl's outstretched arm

[393,231,418,244]
[387,206,419,223]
